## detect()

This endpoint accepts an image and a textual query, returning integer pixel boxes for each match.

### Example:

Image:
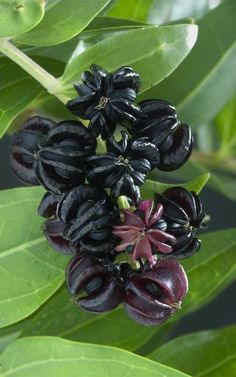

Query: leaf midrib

[0,277,62,305]
[0,237,45,259]
[2,348,185,377]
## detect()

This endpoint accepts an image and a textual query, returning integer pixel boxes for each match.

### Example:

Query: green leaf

[149,325,236,377]
[0,0,45,38]
[0,187,67,328]
[179,228,236,318]
[0,60,42,138]
[59,24,198,95]
[37,95,77,121]
[141,173,210,199]
[161,158,236,202]
[0,336,190,377]
[206,170,236,202]
[82,16,146,35]
[216,95,236,156]
[22,288,163,352]
[26,38,79,63]
[148,0,220,24]
[106,0,153,22]
[0,318,29,353]
[0,57,63,138]
[141,0,236,128]
[16,0,111,46]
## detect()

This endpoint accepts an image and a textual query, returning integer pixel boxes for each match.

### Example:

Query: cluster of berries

[10,65,205,325]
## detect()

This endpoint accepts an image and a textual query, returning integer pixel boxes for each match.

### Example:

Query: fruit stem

[0,39,69,104]
[118,196,130,209]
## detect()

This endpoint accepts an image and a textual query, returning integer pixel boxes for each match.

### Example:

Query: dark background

[1,135,235,337]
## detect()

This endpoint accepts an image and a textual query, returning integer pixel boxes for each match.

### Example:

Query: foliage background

[0,0,236,376]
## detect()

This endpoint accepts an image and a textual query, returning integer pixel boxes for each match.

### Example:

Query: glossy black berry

[43,218,79,255]
[33,120,97,194]
[132,100,193,171]
[66,254,122,313]
[123,259,188,325]
[87,131,152,203]
[38,192,60,218]
[66,64,142,138]
[155,187,205,259]
[57,185,119,258]
[10,116,55,185]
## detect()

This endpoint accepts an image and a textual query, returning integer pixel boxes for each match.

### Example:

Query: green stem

[193,151,236,174]
[0,39,69,104]
[118,196,130,209]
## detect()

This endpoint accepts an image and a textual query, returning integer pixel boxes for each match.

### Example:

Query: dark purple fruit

[66,254,122,312]
[10,116,55,185]
[38,192,60,218]
[132,100,193,171]
[155,187,205,258]
[57,185,119,258]
[43,218,78,255]
[123,259,188,325]
[33,120,96,194]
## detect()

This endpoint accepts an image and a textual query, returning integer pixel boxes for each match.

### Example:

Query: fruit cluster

[10,65,206,325]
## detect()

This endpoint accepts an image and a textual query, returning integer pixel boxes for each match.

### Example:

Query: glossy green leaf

[179,228,236,318]
[208,171,236,202]
[216,95,236,156]
[149,325,236,377]
[0,0,45,38]
[0,57,63,138]
[196,123,216,153]
[148,0,221,24]
[161,158,236,202]
[82,16,145,35]
[142,0,236,128]
[141,173,210,199]
[135,322,177,356]
[61,16,146,67]
[0,318,29,353]
[0,60,42,138]
[16,0,111,46]
[0,336,190,377]
[106,0,153,22]
[22,289,162,351]
[37,95,76,121]
[59,24,198,95]
[26,38,78,63]
[0,187,67,328]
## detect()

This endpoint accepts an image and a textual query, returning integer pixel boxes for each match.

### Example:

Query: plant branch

[0,39,69,104]
[193,151,236,174]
